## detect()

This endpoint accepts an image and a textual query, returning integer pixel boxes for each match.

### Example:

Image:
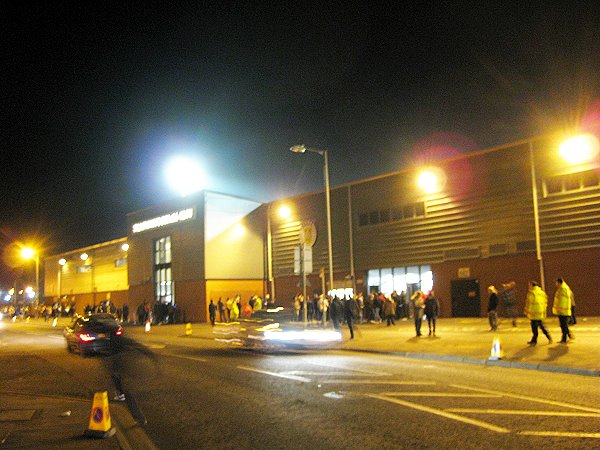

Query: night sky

[1,2,599,285]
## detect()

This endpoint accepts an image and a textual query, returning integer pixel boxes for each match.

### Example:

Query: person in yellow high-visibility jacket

[553,278,574,344]
[524,281,552,345]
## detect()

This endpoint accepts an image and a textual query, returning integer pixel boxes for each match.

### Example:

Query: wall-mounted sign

[299,222,317,247]
[132,208,195,234]
[458,267,471,278]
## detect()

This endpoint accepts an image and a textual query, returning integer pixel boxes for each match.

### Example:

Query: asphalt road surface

[1,321,599,449]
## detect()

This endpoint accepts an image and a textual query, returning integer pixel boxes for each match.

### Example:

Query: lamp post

[290,145,335,298]
[21,248,40,304]
[528,141,545,291]
[58,258,66,300]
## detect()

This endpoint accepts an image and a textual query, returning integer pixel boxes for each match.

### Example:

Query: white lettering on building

[132,208,195,233]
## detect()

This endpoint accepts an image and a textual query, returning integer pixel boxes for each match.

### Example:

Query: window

[154,236,174,304]
[114,258,127,267]
[544,169,600,196]
[367,265,433,295]
[77,265,92,273]
[369,211,379,225]
[358,202,425,226]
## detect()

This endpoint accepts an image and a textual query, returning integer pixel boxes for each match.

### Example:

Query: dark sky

[1,1,599,284]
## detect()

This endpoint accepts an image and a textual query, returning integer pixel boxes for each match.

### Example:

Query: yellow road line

[451,384,600,413]
[383,392,501,398]
[367,393,510,433]
[237,366,312,383]
[446,409,600,417]
[518,431,600,438]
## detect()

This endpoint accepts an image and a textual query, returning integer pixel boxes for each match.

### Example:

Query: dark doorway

[451,279,481,317]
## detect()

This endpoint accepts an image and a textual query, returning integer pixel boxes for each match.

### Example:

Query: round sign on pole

[299,222,317,247]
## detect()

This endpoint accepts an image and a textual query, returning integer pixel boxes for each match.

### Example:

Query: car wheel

[79,343,88,357]
[66,341,73,353]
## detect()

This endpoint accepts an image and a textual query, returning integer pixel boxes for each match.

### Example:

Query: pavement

[1,315,597,449]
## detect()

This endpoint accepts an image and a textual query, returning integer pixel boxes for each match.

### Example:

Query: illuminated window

[154,236,173,304]
[114,258,127,268]
[367,265,433,294]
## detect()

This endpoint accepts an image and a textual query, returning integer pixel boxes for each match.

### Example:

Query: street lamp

[529,133,599,291]
[290,145,335,299]
[21,247,40,304]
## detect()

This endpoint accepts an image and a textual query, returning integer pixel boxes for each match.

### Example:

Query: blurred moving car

[64,313,123,356]
[213,307,342,349]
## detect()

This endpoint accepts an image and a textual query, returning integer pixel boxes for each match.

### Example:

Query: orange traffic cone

[84,391,116,438]
[145,320,151,333]
[489,336,504,360]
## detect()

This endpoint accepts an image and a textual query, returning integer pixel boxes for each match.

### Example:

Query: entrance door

[451,279,481,317]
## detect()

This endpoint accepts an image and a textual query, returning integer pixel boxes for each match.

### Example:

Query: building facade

[44,136,600,320]
[270,137,600,316]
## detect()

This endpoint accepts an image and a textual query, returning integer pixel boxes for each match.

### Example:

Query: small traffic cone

[26,317,30,323]
[185,322,192,336]
[145,320,151,333]
[489,336,504,360]
[52,317,58,327]
[84,391,116,438]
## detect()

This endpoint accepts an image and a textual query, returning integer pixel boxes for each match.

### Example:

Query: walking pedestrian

[218,298,226,322]
[411,290,425,336]
[487,286,499,332]
[384,295,396,326]
[424,290,440,336]
[524,281,552,345]
[344,296,359,339]
[553,278,574,343]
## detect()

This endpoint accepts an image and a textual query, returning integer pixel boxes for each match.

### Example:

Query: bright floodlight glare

[121,243,129,251]
[80,253,89,261]
[21,247,35,259]
[559,134,599,165]
[417,170,439,194]
[166,156,205,197]
[278,205,291,219]
[58,258,67,266]
[290,144,307,153]
[232,223,246,238]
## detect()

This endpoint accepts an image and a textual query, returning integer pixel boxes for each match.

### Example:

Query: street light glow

[121,243,129,251]
[278,205,291,219]
[417,169,444,194]
[21,247,35,260]
[58,258,67,266]
[290,144,307,153]
[559,134,599,165]
[165,156,205,197]
[80,253,89,261]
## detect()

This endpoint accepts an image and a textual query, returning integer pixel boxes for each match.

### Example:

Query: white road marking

[318,380,437,385]
[165,353,206,362]
[303,360,391,376]
[368,393,510,433]
[383,392,501,398]
[237,366,312,383]
[518,431,600,439]
[451,384,600,413]
[281,371,361,376]
[446,409,600,417]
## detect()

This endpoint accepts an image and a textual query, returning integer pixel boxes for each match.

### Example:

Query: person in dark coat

[208,299,217,326]
[343,296,359,339]
[424,291,440,336]
[487,286,499,331]
[330,296,343,332]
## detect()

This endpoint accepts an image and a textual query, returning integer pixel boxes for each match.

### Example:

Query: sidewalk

[124,316,600,377]
[0,392,156,450]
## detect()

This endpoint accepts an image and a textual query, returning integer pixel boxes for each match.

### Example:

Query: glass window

[393,268,407,293]
[403,205,414,219]
[391,208,403,221]
[415,202,425,217]
[379,209,390,223]
[369,211,380,225]
[420,266,433,293]
[154,236,172,265]
[368,269,380,287]
[380,269,393,295]
[406,266,420,284]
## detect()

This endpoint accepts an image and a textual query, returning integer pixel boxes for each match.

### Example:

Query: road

[1,320,599,449]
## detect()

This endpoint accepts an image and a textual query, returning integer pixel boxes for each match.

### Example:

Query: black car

[64,313,123,356]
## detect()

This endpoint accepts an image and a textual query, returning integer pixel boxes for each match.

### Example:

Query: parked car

[64,313,123,356]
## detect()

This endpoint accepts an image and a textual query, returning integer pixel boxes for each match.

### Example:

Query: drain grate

[0,410,37,421]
